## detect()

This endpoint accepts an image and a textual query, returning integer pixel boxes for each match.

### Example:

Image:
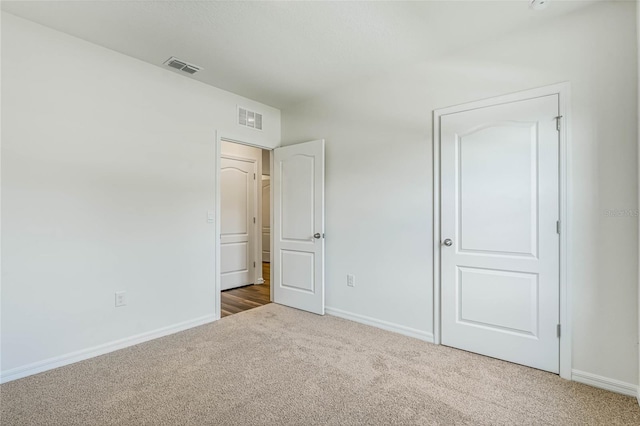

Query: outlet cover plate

[347,274,355,287]
[115,291,127,307]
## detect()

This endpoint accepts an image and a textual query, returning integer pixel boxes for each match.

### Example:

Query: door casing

[433,82,572,379]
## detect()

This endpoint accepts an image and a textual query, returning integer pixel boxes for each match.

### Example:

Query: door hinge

[555,115,563,132]
[253,217,256,224]
[254,173,256,180]
[557,324,561,338]
[556,220,561,234]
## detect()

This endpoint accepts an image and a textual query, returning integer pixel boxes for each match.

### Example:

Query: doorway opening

[219,139,272,317]
[215,137,326,318]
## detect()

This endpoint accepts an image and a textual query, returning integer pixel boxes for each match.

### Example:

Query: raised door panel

[221,168,249,237]
[281,155,315,242]
[458,124,538,258]
[457,267,538,337]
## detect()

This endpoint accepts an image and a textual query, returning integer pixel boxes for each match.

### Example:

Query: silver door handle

[443,239,453,246]
[314,233,322,239]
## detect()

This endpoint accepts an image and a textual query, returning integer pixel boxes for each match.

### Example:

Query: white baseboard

[0,314,216,384]
[572,369,639,397]
[325,306,434,343]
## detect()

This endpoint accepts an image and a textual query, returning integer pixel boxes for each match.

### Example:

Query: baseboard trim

[0,314,216,384]
[572,369,638,397]
[325,306,434,343]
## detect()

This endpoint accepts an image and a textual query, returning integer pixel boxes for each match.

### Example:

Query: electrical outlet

[115,291,127,307]
[347,274,355,287]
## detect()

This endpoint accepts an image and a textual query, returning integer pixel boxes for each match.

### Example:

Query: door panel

[220,242,249,273]
[441,95,559,373]
[458,267,538,336]
[281,155,315,241]
[220,157,255,291]
[281,250,315,292]
[273,140,325,314]
[458,124,537,256]
[221,168,249,234]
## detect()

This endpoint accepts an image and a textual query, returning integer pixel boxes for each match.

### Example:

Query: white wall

[282,1,638,388]
[0,13,280,380]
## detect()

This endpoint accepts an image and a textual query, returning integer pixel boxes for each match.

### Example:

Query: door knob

[314,233,322,239]
[443,239,453,246]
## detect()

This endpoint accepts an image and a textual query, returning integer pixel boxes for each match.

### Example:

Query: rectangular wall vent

[163,57,202,75]
[238,106,263,131]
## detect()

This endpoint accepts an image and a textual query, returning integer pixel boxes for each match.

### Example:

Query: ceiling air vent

[238,107,263,131]
[163,57,202,75]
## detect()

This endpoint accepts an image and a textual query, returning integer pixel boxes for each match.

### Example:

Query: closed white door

[273,140,325,315]
[262,177,271,262]
[220,156,256,291]
[440,95,560,373]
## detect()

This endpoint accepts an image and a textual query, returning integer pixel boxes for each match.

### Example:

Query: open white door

[273,140,325,315]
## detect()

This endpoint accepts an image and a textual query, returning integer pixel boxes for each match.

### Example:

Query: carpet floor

[1,304,639,425]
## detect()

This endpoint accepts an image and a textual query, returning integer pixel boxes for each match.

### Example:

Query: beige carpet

[1,304,639,425]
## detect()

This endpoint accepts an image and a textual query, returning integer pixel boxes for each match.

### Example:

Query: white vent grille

[238,107,263,131]
[163,57,202,75]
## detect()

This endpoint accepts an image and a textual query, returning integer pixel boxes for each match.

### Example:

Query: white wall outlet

[207,211,215,224]
[347,274,355,287]
[115,291,127,307]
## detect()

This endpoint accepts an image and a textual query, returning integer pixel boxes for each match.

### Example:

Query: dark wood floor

[221,262,271,317]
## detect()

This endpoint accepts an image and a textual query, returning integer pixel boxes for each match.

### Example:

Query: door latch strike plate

[555,115,563,131]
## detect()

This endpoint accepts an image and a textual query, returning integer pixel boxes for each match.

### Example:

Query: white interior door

[273,140,325,315]
[440,95,560,373]
[262,177,271,262]
[220,156,256,291]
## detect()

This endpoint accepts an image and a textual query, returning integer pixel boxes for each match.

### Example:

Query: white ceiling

[1,0,595,108]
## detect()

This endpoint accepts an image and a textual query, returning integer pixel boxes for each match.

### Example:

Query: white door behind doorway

[439,94,561,373]
[220,155,256,290]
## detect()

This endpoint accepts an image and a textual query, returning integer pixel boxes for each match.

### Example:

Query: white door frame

[215,134,274,319]
[432,82,572,379]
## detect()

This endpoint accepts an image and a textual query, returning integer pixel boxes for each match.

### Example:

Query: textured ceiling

[1,1,595,108]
